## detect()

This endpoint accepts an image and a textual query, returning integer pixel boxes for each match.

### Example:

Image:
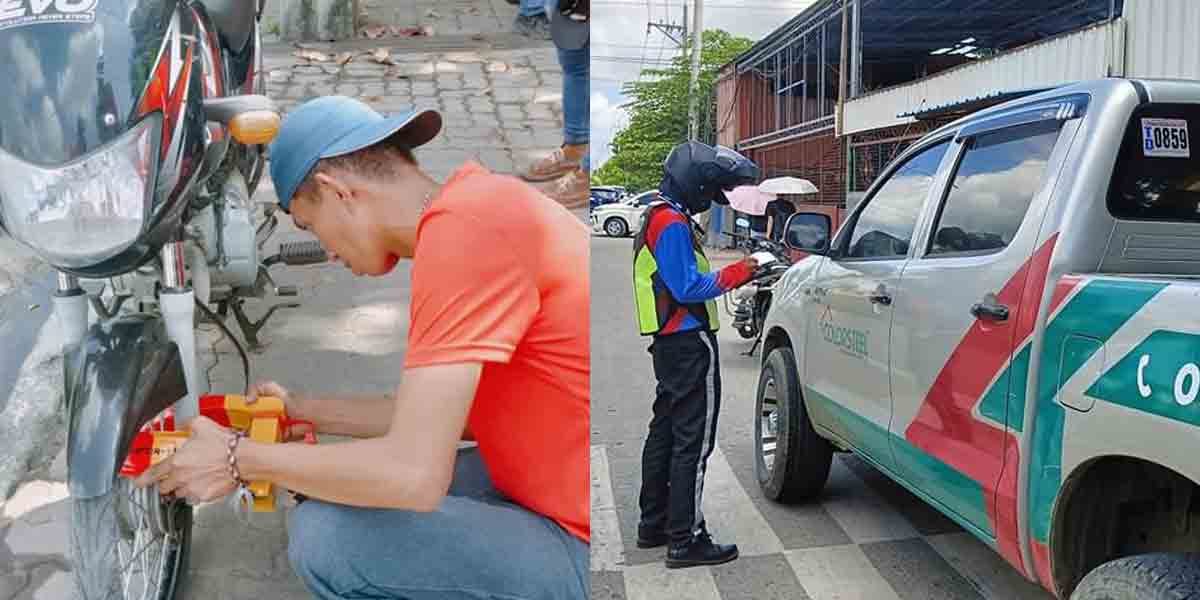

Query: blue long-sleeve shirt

[643,204,753,334]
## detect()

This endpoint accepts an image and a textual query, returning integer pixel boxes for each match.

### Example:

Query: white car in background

[591,190,658,237]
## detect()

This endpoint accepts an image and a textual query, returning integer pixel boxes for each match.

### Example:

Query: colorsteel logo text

[819,316,868,359]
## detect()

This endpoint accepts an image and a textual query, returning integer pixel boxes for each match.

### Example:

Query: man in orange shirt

[136,96,590,599]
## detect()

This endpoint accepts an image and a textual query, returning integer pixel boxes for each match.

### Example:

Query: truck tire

[1071,553,1200,600]
[755,347,833,503]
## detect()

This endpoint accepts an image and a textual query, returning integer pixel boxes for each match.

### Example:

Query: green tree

[594,29,754,193]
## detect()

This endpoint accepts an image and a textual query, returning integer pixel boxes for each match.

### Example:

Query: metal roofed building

[713,0,1200,221]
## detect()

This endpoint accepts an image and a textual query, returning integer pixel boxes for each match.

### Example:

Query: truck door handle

[971,301,1010,322]
[868,293,892,306]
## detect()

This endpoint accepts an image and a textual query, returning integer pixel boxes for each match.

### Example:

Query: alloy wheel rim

[760,375,779,473]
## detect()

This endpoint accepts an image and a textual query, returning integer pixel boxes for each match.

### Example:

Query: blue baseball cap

[268,96,442,212]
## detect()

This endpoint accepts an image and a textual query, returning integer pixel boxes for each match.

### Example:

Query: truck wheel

[755,347,833,503]
[1071,553,1200,600]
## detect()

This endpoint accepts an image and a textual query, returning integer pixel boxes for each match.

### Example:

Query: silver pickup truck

[758,78,1200,600]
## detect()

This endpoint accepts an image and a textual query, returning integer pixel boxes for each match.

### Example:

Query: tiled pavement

[262,0,567,181]
[590,447,1054,600]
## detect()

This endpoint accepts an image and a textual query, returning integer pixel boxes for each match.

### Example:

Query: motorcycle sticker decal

[0,0,98,31]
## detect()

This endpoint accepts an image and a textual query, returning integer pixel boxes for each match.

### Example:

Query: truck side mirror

[783,212,831,255]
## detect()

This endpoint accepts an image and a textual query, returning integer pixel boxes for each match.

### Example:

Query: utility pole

[837,0,848,137]
[648,8,686,49]
[686,0,703,140]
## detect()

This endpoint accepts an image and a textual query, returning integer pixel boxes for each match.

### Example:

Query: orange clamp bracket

[120,394,312,513]
[220,395,287,512]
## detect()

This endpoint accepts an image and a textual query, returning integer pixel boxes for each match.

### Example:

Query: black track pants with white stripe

[639,329,722,546]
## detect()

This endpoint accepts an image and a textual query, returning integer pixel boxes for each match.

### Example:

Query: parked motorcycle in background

[724,217,792,356]
[0,0,325,597]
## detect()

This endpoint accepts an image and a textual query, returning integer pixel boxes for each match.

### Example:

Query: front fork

[54,240,203,424]
[159,240,201,424]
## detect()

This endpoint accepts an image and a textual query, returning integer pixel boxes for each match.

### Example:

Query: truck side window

[846,141,950,259]
[929,120,1061,256]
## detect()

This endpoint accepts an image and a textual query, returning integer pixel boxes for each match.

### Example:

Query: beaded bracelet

[227,430,248,487]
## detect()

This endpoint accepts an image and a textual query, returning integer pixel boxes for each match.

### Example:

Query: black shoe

[636,528,668,549]
[665,532,739,569]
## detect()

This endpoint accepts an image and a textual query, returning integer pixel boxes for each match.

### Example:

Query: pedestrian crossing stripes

[591,445,625,571]
[590,444,1053,600]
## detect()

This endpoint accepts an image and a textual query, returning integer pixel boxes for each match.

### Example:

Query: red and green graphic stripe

[904,235,1062,572]
[1085,330,1200,424]
[1027,276,1168,588]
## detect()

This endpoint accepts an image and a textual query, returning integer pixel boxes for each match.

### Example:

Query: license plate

[1142,118,1190,158]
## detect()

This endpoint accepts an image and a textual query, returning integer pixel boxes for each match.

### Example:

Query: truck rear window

[1109,104,1200,223]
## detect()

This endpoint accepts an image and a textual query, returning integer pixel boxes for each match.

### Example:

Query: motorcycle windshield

[0,0,174,166]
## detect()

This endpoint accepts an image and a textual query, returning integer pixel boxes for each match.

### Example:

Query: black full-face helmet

[659,141,760,214]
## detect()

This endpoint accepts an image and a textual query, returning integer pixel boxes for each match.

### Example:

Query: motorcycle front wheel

[69,477,192,600]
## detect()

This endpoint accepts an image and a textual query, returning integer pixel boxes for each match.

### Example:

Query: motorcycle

[723,219,791,357]
[0,1,327,597]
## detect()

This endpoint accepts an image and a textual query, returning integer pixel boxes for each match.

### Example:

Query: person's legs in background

[514,0,551,39]
[531,42,590,207]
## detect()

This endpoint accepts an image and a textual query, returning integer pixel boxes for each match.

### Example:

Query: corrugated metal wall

[745,131,845,207]
[1125,0,1200,78]
[843,21,1120,135]
[715,66,739,148]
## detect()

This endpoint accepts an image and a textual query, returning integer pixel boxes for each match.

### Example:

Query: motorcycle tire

[69,477,192,600]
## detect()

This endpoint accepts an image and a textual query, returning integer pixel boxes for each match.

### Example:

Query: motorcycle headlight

[0,115,160,269]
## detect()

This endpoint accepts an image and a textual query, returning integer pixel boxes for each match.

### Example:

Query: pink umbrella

[726,185,775,216]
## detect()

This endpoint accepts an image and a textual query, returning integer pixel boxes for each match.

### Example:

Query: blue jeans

[287,448,589,600]
[519,0,544,17]
[556,44,590,171]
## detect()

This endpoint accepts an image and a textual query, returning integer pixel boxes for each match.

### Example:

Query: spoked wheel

[70,477,192,600]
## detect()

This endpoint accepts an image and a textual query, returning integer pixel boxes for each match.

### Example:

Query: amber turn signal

[230,110,281,144]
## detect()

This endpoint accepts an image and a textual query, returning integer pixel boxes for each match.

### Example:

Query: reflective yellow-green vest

[632,203,721,336]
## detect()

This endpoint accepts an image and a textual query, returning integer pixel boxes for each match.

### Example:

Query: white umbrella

[758,176,819,196]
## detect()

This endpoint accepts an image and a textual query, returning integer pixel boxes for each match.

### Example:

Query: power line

[650,0,676,76]
[595,52,679,59]
[595,43,679,50]
[595,56,679,64]
[595,54,678,61]
[637,0,652,82]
